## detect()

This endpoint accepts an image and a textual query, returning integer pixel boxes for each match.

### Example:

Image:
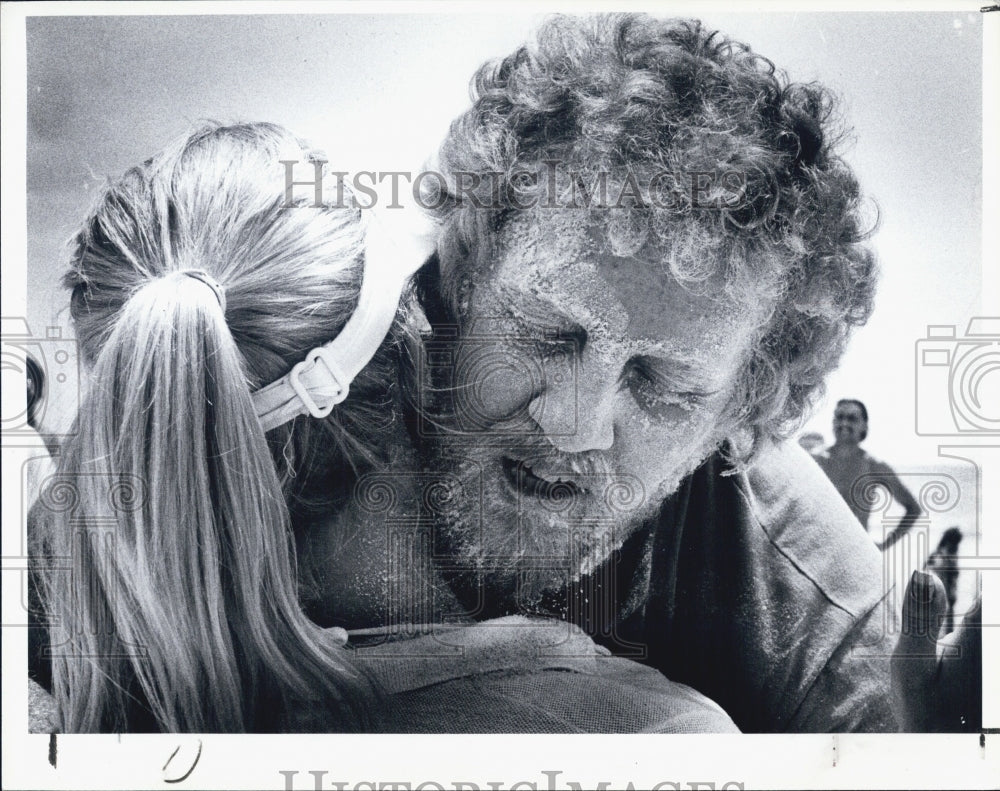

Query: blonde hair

[38,122,394,732]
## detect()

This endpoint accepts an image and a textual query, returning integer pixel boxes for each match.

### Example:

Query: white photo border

[2,2,997,789]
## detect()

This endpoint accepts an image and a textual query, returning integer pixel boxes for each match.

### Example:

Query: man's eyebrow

[496,287,580,329]
[635,353,726,393]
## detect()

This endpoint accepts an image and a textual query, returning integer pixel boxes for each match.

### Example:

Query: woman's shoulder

[352,617,739,733]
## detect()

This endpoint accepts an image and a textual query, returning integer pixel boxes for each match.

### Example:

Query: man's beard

[422,428,713,617]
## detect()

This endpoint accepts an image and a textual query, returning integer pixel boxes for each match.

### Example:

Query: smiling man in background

[815,398,923,550]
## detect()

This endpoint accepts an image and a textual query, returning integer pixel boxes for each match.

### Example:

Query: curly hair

[428,13,879,459]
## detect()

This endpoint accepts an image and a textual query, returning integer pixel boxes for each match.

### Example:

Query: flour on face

[428,209,769,610]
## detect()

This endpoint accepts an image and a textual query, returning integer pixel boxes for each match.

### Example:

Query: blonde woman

[31,121,421,732]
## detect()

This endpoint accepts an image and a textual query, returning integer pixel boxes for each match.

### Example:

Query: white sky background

[25,11,984,466]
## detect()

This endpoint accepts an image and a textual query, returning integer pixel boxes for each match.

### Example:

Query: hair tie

[182,270,227,314]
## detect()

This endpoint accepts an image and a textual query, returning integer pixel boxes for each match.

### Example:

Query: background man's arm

[875,462,922,551]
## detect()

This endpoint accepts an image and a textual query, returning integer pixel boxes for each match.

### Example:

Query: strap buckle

[288,345,350,419]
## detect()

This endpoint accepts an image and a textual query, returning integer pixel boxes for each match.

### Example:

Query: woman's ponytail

[39,122,383,732]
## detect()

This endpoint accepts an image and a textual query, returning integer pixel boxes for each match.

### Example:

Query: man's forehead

[491,211,753,355]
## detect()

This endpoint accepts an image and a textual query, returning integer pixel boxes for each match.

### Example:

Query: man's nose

[529,357,616,453]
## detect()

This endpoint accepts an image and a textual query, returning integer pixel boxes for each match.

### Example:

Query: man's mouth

[500,455,588,501]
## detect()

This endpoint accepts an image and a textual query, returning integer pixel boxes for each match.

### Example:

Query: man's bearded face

[424,211,765,611]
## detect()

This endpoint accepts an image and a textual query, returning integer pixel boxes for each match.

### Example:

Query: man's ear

[413,251,456,330]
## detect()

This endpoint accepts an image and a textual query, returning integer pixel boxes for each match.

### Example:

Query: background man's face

[429,211,767,608]
[833,402,867,446]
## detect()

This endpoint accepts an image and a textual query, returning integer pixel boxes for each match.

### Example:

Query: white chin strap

[252,206,434,433]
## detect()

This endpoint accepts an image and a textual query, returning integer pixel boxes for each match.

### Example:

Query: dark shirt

[573,440,898,732]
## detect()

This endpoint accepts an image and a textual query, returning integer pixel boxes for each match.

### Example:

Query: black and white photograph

[1,2,997,789]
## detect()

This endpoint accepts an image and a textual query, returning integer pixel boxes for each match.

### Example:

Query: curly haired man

[412,14,906,732]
